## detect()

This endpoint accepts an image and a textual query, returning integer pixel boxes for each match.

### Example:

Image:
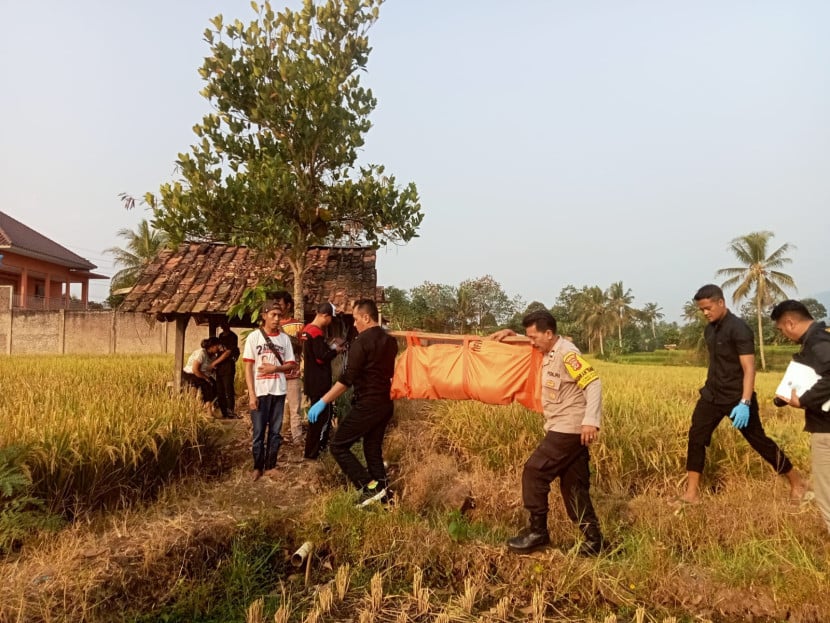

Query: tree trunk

[287,251,308,322]
[756,291,766,371]
[651,319,656,340]
[599,330,605,356]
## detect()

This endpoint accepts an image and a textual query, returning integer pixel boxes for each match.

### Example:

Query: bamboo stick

[387,330,529,344]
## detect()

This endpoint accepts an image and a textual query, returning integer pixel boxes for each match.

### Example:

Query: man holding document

[771,300,830,532]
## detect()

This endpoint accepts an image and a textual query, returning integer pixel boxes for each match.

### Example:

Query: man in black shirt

[771,299,830,531]
[677,284,806,505]
[301,302,345,459]
[307,298,398,505]
[213,320,240,418]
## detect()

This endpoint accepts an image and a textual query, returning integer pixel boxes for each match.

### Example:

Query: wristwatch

[740,399,751,406]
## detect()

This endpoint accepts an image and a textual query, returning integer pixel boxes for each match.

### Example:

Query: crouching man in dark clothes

[491,310,606,556]
[306,299,398,506]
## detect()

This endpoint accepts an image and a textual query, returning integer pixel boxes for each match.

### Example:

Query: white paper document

[775,360,830,411]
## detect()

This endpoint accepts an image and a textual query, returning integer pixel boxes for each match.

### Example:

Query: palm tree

[104,219,169,293]
[681,299,707,351]
[573,286,612,355]
[682,300,701,323]
[452,283,474,334]
[606,281,635,349]
[640,302,664,339]
[716,230,796,370]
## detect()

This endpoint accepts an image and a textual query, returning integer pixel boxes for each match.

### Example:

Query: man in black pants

[677,284,806,505]
[213,320,240,418]
[307,299,398,505]
[301,302,345,459]
[491,310,605,556]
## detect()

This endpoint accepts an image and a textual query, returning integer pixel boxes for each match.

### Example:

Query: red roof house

[0,211,107,310]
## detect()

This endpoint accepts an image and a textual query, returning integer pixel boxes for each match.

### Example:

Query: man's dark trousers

[304,394,332,459]
[330,402,393,489]
[522,431,600,531]
[685,393,792,474]
[215,361,236,417]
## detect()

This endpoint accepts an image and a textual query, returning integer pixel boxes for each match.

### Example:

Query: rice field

[1,355,828,622]
[0,355,222,515]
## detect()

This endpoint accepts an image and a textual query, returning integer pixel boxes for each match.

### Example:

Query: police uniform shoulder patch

[563,352,582,370]
[562,351,599,389]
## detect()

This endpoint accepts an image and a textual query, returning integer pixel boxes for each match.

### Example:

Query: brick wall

[0,288,210,355]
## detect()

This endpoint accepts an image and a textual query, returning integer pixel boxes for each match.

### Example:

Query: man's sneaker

[356,481,393,508]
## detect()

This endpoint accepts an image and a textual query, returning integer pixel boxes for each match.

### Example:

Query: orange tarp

[390,333,543,412]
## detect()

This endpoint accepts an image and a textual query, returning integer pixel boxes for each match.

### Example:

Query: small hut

[118,242,381,388]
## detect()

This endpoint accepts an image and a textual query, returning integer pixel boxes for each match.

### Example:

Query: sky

[1,0,828,322]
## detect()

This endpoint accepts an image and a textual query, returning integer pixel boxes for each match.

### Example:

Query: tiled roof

[119,242,378,318]
[0,211,96,270]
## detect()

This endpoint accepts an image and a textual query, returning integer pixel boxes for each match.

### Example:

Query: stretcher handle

[388,330,530,344]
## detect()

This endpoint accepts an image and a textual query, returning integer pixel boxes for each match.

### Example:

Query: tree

[802,298,828,322]
[456,275,518,334]
[504,300,548,334]
[682,299,701,323]
[381,286,413,330]
[146,0,422,319]
[606,281,635,350]
[409,282,457,333]
[681,299,707,350]
[550,285,586,347]
[658,321,681,349]
[103,219,169,304]
[573,286,612,355]
[716,231,796,370]
[639,302,664,340]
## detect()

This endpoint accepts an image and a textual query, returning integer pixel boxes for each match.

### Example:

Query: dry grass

[2,357,830,622]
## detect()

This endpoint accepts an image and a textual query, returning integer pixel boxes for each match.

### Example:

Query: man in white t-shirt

[243,298,297,481]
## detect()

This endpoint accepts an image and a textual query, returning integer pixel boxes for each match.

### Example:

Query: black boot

[507,514,550,554]
[576,522,606,557]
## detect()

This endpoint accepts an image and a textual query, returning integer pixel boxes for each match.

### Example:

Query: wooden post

[20,267,28,309]
[161,319,168,353]
[58,309,66,354]
[109,310,117,354]
[173,316,188,391]
[0,285,12,354]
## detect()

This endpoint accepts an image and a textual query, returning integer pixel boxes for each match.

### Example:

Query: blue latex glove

[307,399,326,424]
[730,402,750,429]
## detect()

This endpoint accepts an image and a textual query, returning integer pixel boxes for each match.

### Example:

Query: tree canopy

[382,276,693,355]
[146,0,422,317]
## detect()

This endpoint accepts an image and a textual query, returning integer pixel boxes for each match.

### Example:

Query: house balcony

[11,293,90,311]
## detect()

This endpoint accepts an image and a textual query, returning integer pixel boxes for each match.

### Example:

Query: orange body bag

[390,333,543,413]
